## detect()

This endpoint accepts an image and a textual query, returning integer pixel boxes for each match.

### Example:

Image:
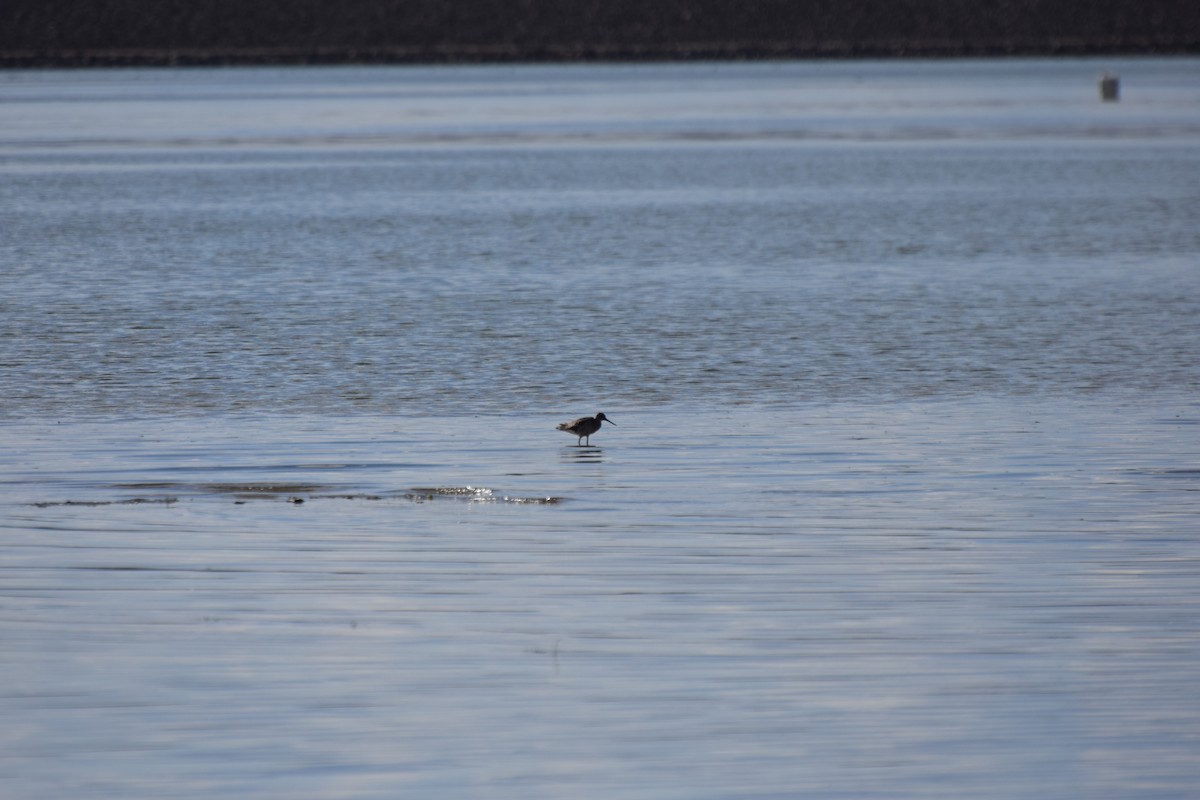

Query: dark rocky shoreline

[3,0,1197,68]
[3,37,1196,70]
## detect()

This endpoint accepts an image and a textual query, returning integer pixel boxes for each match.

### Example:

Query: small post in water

[1099,73,1120,102]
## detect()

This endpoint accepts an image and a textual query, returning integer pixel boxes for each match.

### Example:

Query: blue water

[2,58,1200,799]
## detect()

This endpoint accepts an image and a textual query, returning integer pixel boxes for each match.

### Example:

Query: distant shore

[3,37,1196,69]
[5,0,1196,69]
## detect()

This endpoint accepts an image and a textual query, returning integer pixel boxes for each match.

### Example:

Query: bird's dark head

[596,413,615,425]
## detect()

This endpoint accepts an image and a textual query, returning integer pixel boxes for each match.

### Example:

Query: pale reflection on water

[3,402,1199,798]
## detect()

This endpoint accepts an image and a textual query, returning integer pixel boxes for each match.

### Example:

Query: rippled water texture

[3,58,1199,416]
[2,58,1200,799]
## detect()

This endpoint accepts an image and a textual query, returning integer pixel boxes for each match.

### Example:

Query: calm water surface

[2,58,1200,798]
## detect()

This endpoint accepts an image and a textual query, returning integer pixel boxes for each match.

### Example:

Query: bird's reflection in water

[561,446,604,463]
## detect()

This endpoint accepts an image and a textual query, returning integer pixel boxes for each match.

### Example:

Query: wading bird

[556,412,615,446]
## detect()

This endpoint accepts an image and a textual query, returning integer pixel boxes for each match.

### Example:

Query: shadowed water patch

[29,482,563,507]
[30,497,179,508]
[196,482,334,497]
[1122,468,1200,491]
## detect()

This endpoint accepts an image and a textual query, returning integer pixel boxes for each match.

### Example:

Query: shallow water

[4,402,1200,798]
[2,58,1200,798]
